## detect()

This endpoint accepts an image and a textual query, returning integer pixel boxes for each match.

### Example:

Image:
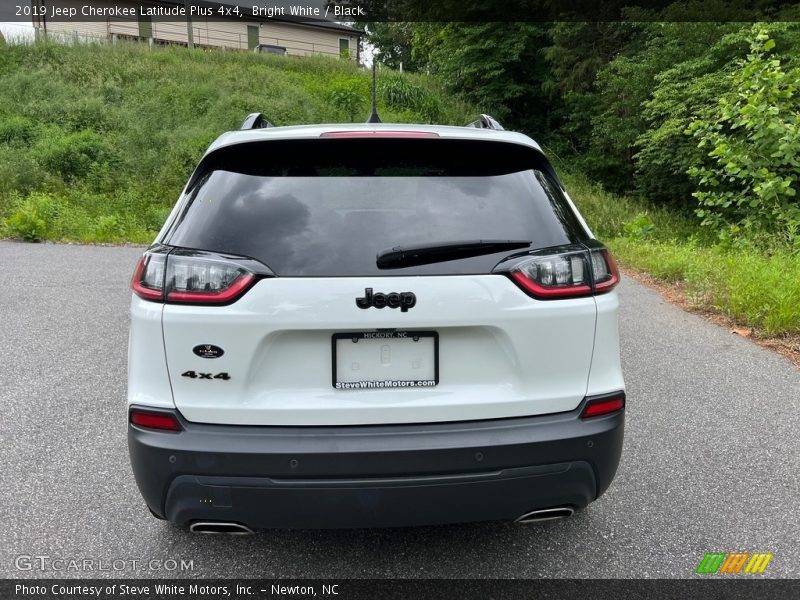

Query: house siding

[33,0,359,60]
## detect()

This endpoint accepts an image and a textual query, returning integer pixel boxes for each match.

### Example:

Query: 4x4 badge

[356,288,416,312]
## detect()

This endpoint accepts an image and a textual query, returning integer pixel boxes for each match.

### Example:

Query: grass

[564,173,800,337]
[0,40,474,244]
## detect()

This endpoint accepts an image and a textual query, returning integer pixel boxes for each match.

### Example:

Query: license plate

[332,331,439,389]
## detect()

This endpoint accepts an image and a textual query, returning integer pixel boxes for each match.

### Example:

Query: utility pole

[184,0,194,49]
[40,0,48,40]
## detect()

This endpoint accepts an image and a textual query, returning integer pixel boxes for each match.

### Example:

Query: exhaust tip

[515,507,574,524]
[189,521,254,535]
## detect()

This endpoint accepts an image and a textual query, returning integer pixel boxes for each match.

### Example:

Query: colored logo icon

[696,552,773,574]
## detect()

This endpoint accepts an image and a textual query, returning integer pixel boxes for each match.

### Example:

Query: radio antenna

[367,59,382,123]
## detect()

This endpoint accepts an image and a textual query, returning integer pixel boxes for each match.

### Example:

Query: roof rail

[241,113,274,130]
[466,114,505,131]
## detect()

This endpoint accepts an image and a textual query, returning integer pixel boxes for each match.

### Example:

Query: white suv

[127,115,625,532]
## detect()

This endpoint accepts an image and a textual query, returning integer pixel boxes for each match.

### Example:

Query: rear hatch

[158,137,598,425]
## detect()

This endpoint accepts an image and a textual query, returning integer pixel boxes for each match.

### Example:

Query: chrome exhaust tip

[515,507,575,524]
[189,521,254,535]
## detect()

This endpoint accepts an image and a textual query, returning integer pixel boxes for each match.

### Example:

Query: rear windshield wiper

[376,240,532,269]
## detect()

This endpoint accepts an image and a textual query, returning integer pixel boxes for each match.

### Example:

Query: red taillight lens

[131,250,257,305]
[581,394,625,418]
[130,409,182,432]
[510,251,592,299]
[131,252,166,301]
[320,131,439,138]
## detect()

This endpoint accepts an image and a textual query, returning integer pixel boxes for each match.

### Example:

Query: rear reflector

[581,394,625,418]
[129,410,182,432]
[320,131,439,138]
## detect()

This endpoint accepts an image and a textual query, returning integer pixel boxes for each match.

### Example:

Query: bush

[687,26,800,240]
[34,129,118,181]
[380,76,425,109]
[0,115,38,145]
[622,213,655,240]
[380,75,443,122]
[327,78,366,122]
[3,193,67,242]
[93,214,122,242]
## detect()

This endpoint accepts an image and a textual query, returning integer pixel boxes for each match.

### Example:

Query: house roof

[170,1,363,35]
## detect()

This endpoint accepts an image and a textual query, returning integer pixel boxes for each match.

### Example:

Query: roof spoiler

[466,114,504,131]
[240,113,274,130]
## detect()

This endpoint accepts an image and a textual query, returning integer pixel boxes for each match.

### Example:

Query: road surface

[1,241,797,578]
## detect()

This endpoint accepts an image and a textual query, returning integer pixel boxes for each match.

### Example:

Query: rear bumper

[128,397,624,529]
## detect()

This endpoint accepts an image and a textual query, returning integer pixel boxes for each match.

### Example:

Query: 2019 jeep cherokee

[127,116,625,531]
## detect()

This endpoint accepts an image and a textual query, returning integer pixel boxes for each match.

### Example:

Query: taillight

[509,250,592,299]
[129,409,182,432]
[131,249,258,305]
[164,254,255,304]
[507,245,620,299]
[581,393,625,418]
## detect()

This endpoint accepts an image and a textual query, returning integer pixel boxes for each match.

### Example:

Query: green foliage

[609,238,800,335]
[378,75,443,122]
[328,78,367,121]
[567,174,800,336]
[34,129,118,181]
[687,25,800,240]
[622,213,655,240]
[3,193,67,242]
[0,115,38,145]
[380,75,424,108]
[563,172,706,243]
[381,22,552,132]
[367,17,800,234]
[358,22,425,71]
[5,205,47,241]
[0,41,473,244]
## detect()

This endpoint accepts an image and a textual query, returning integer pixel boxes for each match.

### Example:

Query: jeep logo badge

[356,288,416,312]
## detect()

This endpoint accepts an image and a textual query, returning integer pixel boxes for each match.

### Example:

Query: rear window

[163,139,588,277]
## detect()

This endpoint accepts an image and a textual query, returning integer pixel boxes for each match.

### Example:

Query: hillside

[0,41,474,243]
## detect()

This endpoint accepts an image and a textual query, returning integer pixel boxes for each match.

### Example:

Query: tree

[687,25,800,242]
[415,23,552,133]
[359,22,424,71]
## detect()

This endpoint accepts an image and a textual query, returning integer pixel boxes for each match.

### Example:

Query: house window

[257,44,287,56]
[138,15,152,39]
[339,38,350,59]
[247,25,259,50]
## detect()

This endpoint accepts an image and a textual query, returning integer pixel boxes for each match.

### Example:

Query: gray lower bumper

[128,399,624,529]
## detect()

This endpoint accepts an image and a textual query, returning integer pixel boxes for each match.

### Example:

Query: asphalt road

[1,240,798,579]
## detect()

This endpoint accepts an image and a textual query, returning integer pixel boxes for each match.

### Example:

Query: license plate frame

[331,330,439,389]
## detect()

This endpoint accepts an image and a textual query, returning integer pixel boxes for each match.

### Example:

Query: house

[31,0,363,61]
